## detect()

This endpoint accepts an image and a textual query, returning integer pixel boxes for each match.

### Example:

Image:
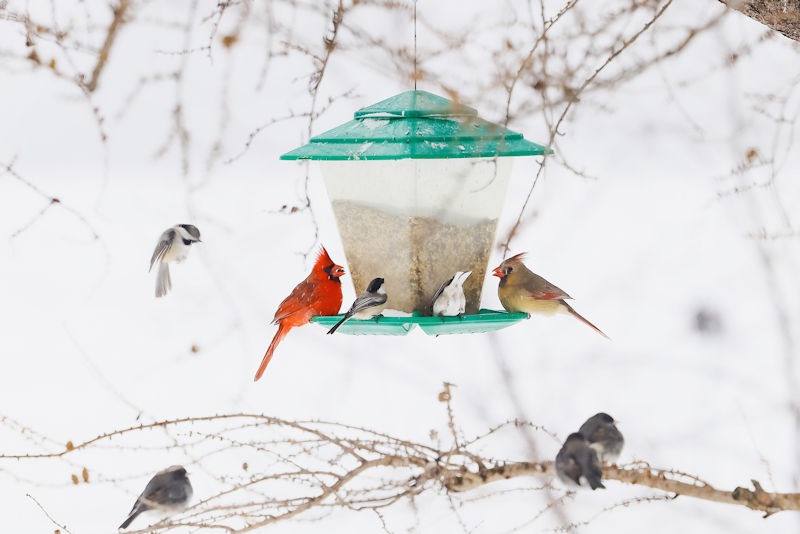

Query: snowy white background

[1,0,799,532]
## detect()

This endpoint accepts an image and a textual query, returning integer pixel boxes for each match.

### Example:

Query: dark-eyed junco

[119,465,193,530]
[555,432,605,490]
[579,412,624,464]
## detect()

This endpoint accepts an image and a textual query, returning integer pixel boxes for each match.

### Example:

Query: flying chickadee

[149,224,201,298]
[119,465,193,530]
[578,412,624,464]
[432,271,471,316]
[555,432,605,490]
[327,277,387,334]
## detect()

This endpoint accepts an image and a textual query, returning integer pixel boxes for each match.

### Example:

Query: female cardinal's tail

[562,302,610,340]
[254,323,292,381]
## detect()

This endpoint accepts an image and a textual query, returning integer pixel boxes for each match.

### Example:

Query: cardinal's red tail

[563,302,610,340]
[254,322,292,381]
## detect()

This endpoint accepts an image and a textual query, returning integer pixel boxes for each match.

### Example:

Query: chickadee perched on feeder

[328,277,388,334]
[149,224,202,298]
[431,271,471,316]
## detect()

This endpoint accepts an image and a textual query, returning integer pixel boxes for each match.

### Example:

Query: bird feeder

[281,90,548,335]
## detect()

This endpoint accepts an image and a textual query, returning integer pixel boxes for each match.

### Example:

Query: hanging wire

[413,0,418,90]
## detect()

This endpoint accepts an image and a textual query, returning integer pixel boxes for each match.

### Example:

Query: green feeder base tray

[415,310,530,335]
[311,309,529,336]
[310,315,415,336]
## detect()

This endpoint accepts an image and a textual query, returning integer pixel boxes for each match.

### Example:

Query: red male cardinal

[493,252,608,339]
[254,247,345,381]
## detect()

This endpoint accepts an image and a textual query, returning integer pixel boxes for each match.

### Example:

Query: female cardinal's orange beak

[492,266,505,278]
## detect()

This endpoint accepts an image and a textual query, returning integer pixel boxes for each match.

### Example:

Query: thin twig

[82,0,130,93]
[26,493,73,534]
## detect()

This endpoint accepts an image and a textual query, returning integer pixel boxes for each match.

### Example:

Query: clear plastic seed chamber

[281,90,548,335]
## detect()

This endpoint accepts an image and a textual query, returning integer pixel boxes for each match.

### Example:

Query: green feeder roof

[281,90,550,160]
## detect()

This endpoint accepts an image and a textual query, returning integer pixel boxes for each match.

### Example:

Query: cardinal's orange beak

[492,266,505,278]
[332,264,346,278]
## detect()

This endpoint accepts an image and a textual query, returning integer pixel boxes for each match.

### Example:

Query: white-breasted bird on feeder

[432,271,471,316]
[327,277,388,334]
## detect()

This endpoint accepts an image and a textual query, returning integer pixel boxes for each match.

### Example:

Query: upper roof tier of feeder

[280,90,550,161]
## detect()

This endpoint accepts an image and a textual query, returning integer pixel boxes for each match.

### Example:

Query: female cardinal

[254,247,345,381]
[492,252,608,338]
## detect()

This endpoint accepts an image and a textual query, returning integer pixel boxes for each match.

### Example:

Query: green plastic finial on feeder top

[281,90,550,335]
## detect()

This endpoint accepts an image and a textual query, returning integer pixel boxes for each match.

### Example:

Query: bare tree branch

[3,408,800,532]
[447,460,800,517]
[500,0,675,255]
[2,160,100,240]
[81,0,130,92]
[26,493,74,534]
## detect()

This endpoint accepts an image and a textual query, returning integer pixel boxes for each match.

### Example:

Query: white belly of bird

[434,289,465,316]
[162,240,191,264]
[352,304,386,319]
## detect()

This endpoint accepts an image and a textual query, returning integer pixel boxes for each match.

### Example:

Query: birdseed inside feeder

[281,90,548,335]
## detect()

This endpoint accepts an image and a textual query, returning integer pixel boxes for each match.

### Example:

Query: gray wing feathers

[144,481,189,507]
[150,229,175,271]
[578,448,605,489]
[431,277,452,309]
[561,456,583,485]
[327,292,387,334]
[349,293,387,316]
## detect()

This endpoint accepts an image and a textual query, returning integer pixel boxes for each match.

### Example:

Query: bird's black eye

[182,239,192,245]
[506,267,513,274]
